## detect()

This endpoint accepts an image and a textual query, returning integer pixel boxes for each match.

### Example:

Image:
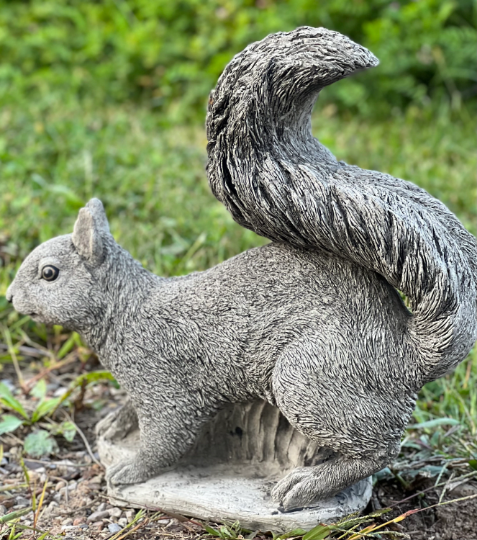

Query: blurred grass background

[0,0,476,456]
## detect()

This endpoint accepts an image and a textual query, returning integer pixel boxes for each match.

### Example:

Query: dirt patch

[371,478,477,539]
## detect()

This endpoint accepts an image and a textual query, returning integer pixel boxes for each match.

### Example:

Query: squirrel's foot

[106,456,154,486]
[96,401,138,441]
[271,466,333,511]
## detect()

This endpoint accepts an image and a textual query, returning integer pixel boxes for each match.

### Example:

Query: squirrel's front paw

[95,412,119,440]
[106,457,152,486]
[96,404,138,441]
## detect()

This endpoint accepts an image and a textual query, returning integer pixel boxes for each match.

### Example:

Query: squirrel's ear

[72,199,110,265]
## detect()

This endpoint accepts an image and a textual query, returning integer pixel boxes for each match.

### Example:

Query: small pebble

[125,509,135,523]
[62,518,73,526]
[89,475,103,483]
[55,481,66,491]
[0,505,7,516]
[53,387,68,397]
[87,510,110,522]
[92,521,104,531]
[109,507,122,518]
[108,523,122,533]
[73,517,85,526]
[97,502,107,512]
[28,471,40,483]
[118,517,127,527]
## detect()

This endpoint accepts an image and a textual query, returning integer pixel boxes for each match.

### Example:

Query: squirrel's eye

[41,265,60,281]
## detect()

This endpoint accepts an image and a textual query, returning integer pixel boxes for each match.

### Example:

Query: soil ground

[370,480,477,540]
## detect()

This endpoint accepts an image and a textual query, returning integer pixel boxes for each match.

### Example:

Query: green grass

[1,96,476,460]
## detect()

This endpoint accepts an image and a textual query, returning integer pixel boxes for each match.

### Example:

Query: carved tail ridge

[206,26,477,383]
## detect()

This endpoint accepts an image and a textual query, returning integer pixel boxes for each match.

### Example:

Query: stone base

[98,401,373,532]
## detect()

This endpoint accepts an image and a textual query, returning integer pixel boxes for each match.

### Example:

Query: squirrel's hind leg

[271,340,404,510]
[271,454,388,511]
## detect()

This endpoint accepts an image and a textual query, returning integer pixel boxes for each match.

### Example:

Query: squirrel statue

[6,27,477,511]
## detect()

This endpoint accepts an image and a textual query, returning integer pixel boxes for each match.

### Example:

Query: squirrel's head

[6,199,113,331]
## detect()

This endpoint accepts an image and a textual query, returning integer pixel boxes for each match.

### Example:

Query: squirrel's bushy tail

[206,27,477,383]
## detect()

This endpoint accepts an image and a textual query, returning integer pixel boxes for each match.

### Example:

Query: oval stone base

[98,401,372,532]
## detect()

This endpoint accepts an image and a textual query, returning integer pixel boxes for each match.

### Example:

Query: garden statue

[6,27,477,530]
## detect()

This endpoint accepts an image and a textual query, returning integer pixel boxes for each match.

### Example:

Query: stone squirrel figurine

[6,27,477,511]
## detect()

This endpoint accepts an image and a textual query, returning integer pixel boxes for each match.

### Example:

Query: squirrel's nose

[6,286,13,303]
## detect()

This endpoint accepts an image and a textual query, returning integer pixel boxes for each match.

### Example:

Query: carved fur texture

[7,27,477,511]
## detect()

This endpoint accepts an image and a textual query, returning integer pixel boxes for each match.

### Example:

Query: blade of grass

[0,382,29,420]
[302,524,333,540]
[0,508,32,524]
[109,509,147,540]
[1,326,25,391]
[34,478,48,529]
